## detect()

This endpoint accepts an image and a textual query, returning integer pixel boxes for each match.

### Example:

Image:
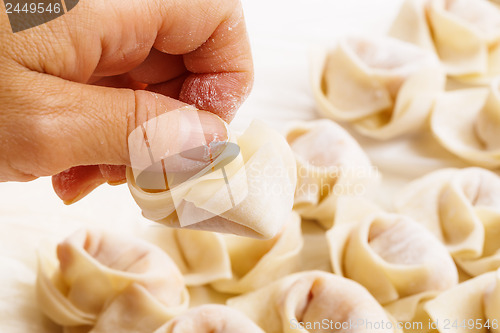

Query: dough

[425,269,500,333]
[36,229,189,333]
[228,270,395,333]
[139,227,232,287]
[128,120,297,240]
[312,36,444,139]
[327,197,458,305]
[286,119,377,228]
[431,82,500,168]
[153,305,264,333]
[395,168,500,276]
[390,0,500,83]
[211,212,303,294]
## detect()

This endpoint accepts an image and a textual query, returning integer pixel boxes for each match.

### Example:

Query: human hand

[0,0,253,203]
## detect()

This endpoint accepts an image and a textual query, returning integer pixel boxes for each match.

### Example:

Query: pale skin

[0,0,253,203]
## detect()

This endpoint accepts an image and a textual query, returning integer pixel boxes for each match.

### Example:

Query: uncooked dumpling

[312,35,444,139]
[211,212,303,294]
[395,168,500,277]
[390,0,500,83]
[425,269,500,333]
[431,81,500,168]
[286,120,377,228]
[327,197,458,305]
[153,305,264,333]
[139,227,232,287]
[36,229,189,333]
[128,119,297,240]
[228,270,395,333]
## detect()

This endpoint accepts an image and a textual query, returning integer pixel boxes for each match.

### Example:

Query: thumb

[3,73,228,180]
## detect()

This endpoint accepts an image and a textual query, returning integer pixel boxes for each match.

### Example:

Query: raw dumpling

[211,212,303,294]
[228,270,395,333]
[127,119,297,240]
[390,0,500,83]
[327,197,458,305]
[425,269,500,333]
[139,227,232,286]
[153,305,264,333]
[286,120,377,228]
[312,35,444,139]
[36,229,189,333]
[431,81,500,168]
[395,168,500,277]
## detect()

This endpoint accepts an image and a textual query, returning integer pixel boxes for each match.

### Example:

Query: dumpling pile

[313,35,445,139]
[390,0,500,84]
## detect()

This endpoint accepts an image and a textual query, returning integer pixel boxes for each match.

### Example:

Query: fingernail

[63,181,104,205]
[107,179,127,186]
[128,107,230,191]
[179,110,229,163]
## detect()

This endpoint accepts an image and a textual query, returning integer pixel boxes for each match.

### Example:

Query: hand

[0,0,253,203]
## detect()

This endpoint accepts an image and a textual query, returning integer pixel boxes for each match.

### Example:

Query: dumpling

[312,35,444,139]
[327,197,458,305]
[395,167,500,277]
[211,212,303,294]
[153,305,264,333]
[425,269,500,333]
[127,118,297,240]
[139,227,232,286]
[390,0,500,83]
[431,81,500,168]
[36,229,189,333]
[228,270,395,333]
[286,120,377,228]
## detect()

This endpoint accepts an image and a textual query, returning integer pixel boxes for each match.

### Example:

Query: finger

[52,165,106,204]
[128,49,186,85]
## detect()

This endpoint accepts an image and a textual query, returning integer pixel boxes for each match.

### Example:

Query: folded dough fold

[312,36,444,139]
[425,269,500,333]
[431,82,500,168]
[36,229,189,333]
[228,270,396,333]
[128,120,297,240]
[211,212,303,294]
[286,120,378,228]
[139,227,232,287]
[390,0,500,83]
[327,197,458,305]
[153,305,264,333]
[395,168,500,276]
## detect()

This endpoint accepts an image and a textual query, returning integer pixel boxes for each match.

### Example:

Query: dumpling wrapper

[228,270,396,333]
[211,211,303,294]
[390,0,500,83]
[327,197,458,305]
[286,119,378,228]
[431,81,500,168]
[127,120,297,240]
[396,167,500,277]
[153,305,264,333]
[139,227,232,287]
[312,35,444,139]
[36,229,189,333]
[425,269,500,333]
